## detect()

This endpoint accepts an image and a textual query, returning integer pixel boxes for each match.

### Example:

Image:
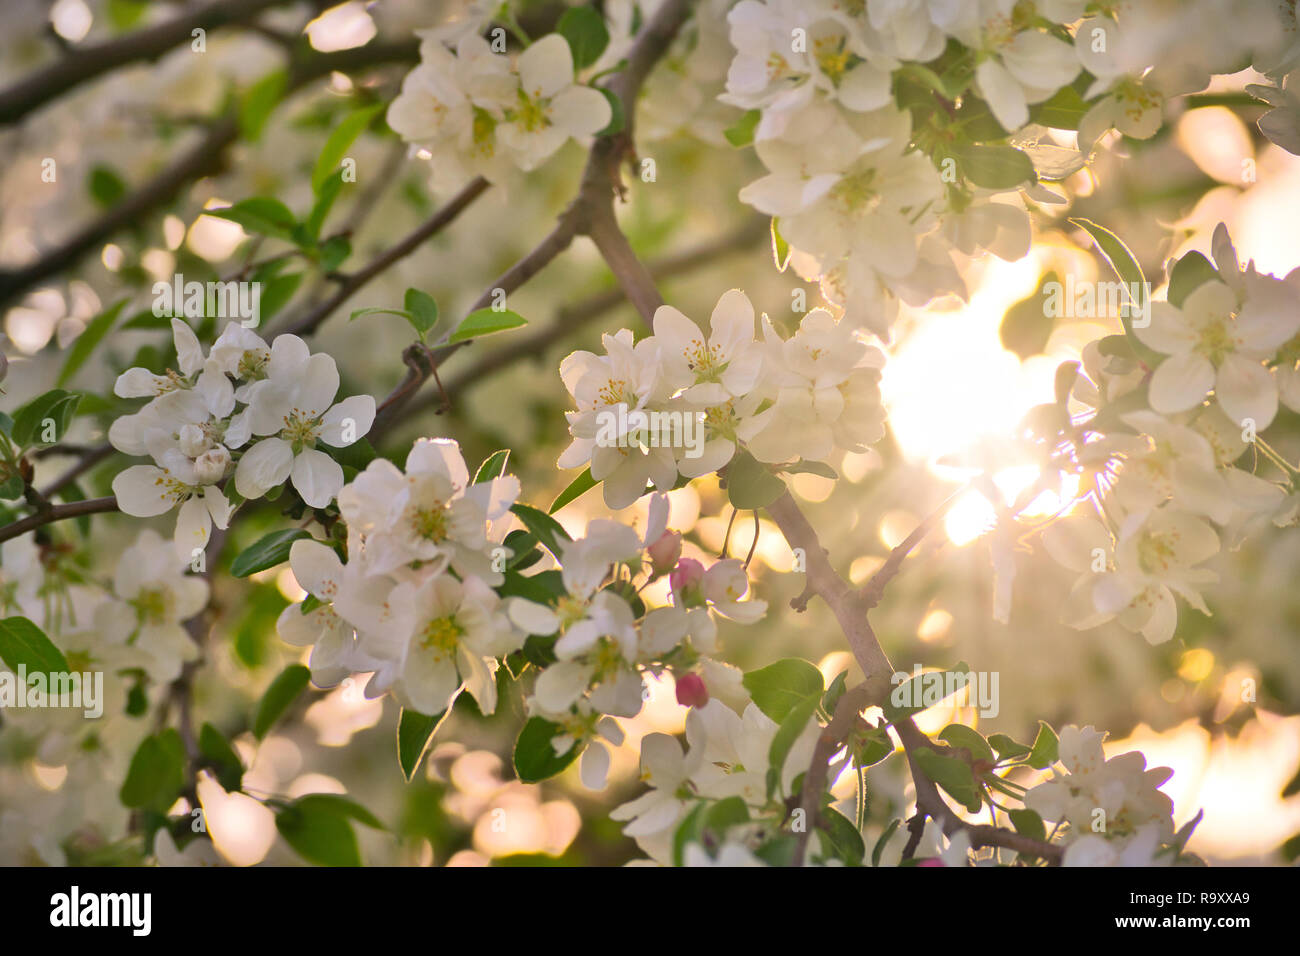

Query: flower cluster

[719,0,1294,339]
[1024,725,1177,867]
[280,438,523,714]
[387,30,611,188]
[556,289,886,508]
[612,696,820,864]
[1032,225,1300,644]
[271,435,769,791]
[110,321,376,560]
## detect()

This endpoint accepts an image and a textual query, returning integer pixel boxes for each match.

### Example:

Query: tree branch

[859,487,964,608]
[0,39,419,309]
[0,495,117,543]
[438,218,767,401]
[277,175,492,337]
[37,443,117,497]
[0,0,293,126]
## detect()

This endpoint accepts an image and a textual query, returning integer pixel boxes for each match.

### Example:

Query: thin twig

[277,175,491,337]
[0,495,117,543]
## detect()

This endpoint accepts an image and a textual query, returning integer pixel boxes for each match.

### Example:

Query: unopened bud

[670,557,706,605]
[647,530,682,576]
[675,673,709,708]
[193,445,231,484]
[178,423,210,457]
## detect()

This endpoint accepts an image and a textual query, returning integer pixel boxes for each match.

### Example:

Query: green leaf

[550,468,597,513]
[781,459,837,479]
[771,217,791,272]
[87,165,126,207]
[240,70,287,142]
[447,307,527,344]
[257,272,303,323]
[513,717,583,783]
[952,143,1035,189]
[988,733,1031,760]
[1173,808,1203,855]
[317,235,351,272]
[198,723,244,792]
[557,6,610,70]
[12,389,81,448]
[0,616,69,675]
[209,197,298,242]
[312,104,383,193]
[704,796,750,834]
[276,796,361,866]
[726,450,786,510]
[350,306,413,324]
[120,308,174,331]
[853,723,894,768]
[1069,217,1157,363]
[671,802,708,866]
[306,170,345,240]
[120,729,185,810]
[510,503,572,560]
[474,449,510,484]
[1030,84,1090,130]
[724,109,761,147]
[913,746,982,814]
[323,436,376,472]
[742,658,824,723]
[938,724,994,764]
[397,708,449,782]
[872,818,901,866]
[822,669,848,715]
[1026,720,1060,769]
[819,807,865,865]
[231,528,313,578]
[293,793,384,830]
[403,287,440,340]
[496,569,565,606]
[253,664,312,739]
[596,87,624,136]
[1009,807,1046,842]
[768,695,820,795]
[883,662,972,721]
[1167,250,1218,308]
[106,0,149,30]
[1000,271,1059,360]
[58,300,127,386]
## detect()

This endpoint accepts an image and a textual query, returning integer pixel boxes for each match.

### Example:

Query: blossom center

[596,378,635,407]
[1193,317,1239,365]
[280,410,322,451]
[684,338,725,379]
[813,37,851,84]
[1137,530,1179,575]
[132,587,172,625]
[420,614,463,660]
[831,167,882,216]
[512,89,551,133]
[411,503,449,542]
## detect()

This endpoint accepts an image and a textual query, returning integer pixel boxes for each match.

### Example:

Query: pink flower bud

[675,672,709,708]
[647,530,682,576]
[917,858,945,867]
[669,557,705,596]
